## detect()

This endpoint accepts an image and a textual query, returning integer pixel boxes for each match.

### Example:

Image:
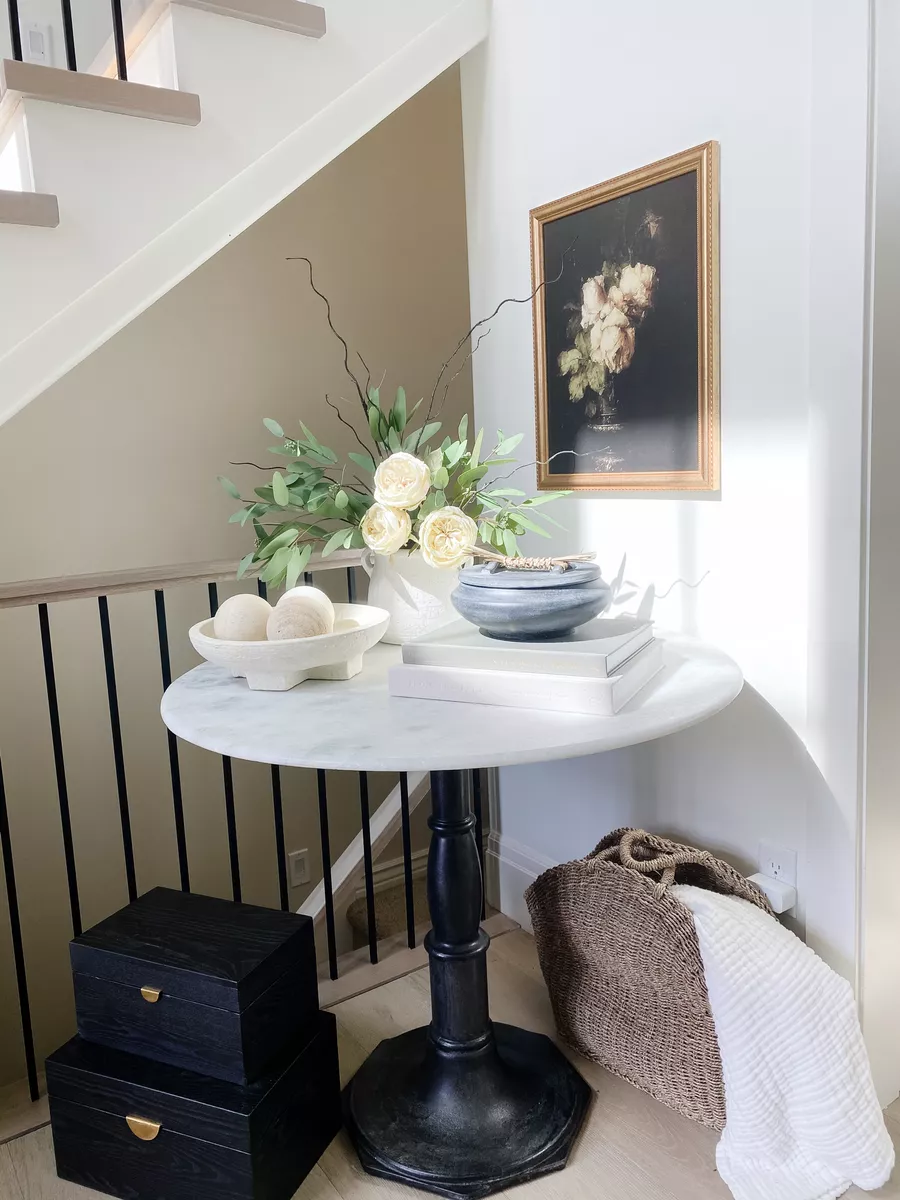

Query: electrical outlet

[758,842,797,887]
[288,849,310,887]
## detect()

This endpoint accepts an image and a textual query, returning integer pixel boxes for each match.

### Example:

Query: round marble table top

[160,635,743,773]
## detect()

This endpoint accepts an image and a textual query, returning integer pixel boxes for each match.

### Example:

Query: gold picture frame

[531,141,720,491]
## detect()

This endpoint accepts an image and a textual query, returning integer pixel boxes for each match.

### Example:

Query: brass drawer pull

[125,1115,161,1141]
[140,986,162,1003]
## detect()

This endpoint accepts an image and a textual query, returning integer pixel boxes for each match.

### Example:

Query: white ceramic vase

[362,550,459,645]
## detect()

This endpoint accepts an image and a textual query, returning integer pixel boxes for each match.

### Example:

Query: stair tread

[0,189,58,228]
[0,59,200,126]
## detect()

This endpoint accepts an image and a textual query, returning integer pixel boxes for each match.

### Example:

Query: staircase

[0,0,490,426]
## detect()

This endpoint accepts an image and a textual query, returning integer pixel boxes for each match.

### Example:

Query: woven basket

[525,828,772,1129]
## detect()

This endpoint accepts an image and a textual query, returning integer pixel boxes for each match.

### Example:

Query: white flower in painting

[360,503,411,555]
[418,506,477,569]
[580,276,607,328]
[590,305,635,374]
[373,451,431,511]
[618,263,657,314]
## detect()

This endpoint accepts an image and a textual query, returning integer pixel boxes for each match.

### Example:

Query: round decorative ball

[267,586,336,641]
[212,594,272,642]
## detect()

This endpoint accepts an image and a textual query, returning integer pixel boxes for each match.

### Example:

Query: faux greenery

[219,259,569,589]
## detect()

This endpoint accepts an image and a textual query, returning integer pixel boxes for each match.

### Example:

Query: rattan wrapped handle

[595,828,712,896]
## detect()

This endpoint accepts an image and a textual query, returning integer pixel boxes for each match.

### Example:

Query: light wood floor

[2,929,899,1200]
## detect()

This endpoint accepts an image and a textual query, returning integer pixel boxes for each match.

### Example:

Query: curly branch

[486,448,592,487]
[432,329,491,422]
[356,349,372,394]
[417,242,576,451]
[324,393,380,460]
[287,257,369,420]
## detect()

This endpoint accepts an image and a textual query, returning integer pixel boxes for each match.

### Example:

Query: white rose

[580,276,607,329]
[590,305,635,374]
[618,263,656,314]
[373,451,431,511]
[418,506,477,570]
[360,503,411,555]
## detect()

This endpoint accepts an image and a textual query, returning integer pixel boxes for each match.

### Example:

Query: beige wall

[0,67,472,1085]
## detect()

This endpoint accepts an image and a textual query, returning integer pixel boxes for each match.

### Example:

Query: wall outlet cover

[758,841,797,887]
[288,849,310,888]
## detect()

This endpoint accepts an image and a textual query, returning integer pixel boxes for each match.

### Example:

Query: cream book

[389,638,664,716]
[402,616,654,679]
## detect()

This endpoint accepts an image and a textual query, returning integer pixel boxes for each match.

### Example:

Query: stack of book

[389,615,663,716]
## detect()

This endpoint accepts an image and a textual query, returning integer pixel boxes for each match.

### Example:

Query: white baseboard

[485,833,556,934]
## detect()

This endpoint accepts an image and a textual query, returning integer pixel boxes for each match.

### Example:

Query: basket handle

[595,829,710,897]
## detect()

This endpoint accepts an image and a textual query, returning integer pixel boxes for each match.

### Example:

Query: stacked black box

[47,887,341,1200]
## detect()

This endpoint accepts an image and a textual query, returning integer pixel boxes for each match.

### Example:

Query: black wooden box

[47,1013,341,1200]
[71,887,319,1085]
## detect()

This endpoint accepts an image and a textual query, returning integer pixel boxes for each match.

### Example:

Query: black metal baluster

[472,769,486,919]
[303,572,313,586]
[154,589,190,891]
[0,754,39,1102]
[270,766,288,912]
[7,0,22,60]
[399,773,415,947]
[346,566,357,602]
[110,0,127,80]
[208,583,241,903]
[38,604,81,936]
[316,770,338,980]
[257,580,289,911]
[98,596,137,903]
[60,0,76,69]
[359,772,378,964]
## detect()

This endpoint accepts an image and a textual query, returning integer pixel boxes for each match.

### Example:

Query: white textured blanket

[672,885,894,1200]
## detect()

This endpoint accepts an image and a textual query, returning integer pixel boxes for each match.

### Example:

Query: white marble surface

[160,636,743,772]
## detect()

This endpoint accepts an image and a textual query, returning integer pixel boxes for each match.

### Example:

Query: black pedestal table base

[343,770,590,1199]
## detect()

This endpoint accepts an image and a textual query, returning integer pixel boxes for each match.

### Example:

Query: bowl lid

[457,561,603,590]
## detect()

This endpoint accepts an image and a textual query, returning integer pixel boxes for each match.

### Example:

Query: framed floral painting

[531,141,720,491]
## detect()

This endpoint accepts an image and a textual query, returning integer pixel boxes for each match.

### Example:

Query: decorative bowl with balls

[190,586,389,691]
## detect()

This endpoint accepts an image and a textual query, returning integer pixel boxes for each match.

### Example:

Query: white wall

[861,0,900,1112]
[462,0,877,1077]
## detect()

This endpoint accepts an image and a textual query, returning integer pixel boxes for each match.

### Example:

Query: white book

[402,616,654,679]
[389,638,664,716]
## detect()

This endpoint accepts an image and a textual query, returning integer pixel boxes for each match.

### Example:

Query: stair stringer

[299,770,430,930]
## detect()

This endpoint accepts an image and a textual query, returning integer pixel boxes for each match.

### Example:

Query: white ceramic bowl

[189,602,390,691]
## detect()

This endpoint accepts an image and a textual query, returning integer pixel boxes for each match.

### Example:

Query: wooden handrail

[0,549,364,609]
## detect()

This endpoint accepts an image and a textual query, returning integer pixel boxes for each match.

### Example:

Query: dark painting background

[541,170,699,477]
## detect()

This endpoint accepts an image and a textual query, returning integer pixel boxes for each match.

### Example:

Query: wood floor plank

[336,1017,371,1089]
[6,1125,87,1199]
[0,1143,24,1199]
[294,1162,345,1200]
[0,1072,49,1144]
[330,968,431,1054]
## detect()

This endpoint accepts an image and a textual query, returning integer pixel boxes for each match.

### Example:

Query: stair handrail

[0,548,364,609]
